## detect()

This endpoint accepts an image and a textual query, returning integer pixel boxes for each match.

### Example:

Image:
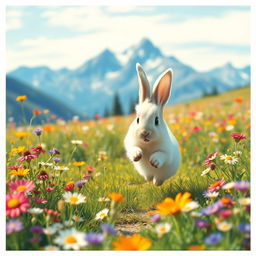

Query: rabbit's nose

[141,130,151,137]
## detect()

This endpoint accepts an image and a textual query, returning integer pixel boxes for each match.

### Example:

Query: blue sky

[6,6,250,72]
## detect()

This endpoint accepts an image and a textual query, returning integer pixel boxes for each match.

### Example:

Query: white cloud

[6,7,250,71]
[6,10,23,31]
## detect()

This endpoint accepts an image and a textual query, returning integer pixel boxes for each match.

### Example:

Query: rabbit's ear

[136,63,150,103]
[152,69,173,106]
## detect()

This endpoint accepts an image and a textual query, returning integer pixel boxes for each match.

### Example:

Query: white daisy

[72,215,84,222]
[95,208,109,220]
[190,211,202,218]
[155,223,172,237]
[220,154,238,165]
[201,167,211,176]
[238,197,250,206]
[54,228,87,250]
[203,191,219,198]
[222,182,235,190]
[71,140,83,145]
[63,192,86,205]
[64,220,74,227]
[98,197,110,202]
[38,162,53,167]
[225,125,234,131]
[217,221,232,232]
[43,223,63,235]
[54,165,69,171]
[182,201,200,212]
[27,208,44,215]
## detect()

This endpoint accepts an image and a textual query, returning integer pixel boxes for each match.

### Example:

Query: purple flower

[30,236,41,243]
[75,180,87,189]
[48,149,55,155]
[151,214,161,223]
[238,223,250,233]
[201,201,223,215]
[53,157,60,163]
[85,232,104,245]
[234,181,250,191]
[6,220,23,234]
[30,225,43,234]
[34,128,43,136]
[195,218,211,229]
[48,148,60,155]
[100,223,116,235]
[204,232,223,245]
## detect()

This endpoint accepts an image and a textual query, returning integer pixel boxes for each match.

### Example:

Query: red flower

[219,209,232,218]
[45,187,54,192]
[231,132,246,142]
[32,109,41,115]
[31,145,46,155]
[44,208,60,216]
[17,150,37,162]
[191,126,202,133]
[37,170,49,180]
[33,197,48,204]
[208,179,225,192]
[8,165,23,170]
[6,192,30,218]
[86,166,96,172]
[64,183,75,191]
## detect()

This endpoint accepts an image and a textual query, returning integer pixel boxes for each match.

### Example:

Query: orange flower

[16,95,27,102]
[156,192,192,215]
[188,244,205,250]
[43,109,50,114]
[108,192,124,202]
[234,97,243,103]
[32,109,41,115]
[73,161,86,167]
[113,234,152,250]
[44,125,54,133]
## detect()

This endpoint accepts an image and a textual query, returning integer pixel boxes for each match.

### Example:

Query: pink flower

[191,126,202,133]
[8,165,23,170]
[45,187,54,192]
[231,132,246,142]
[9,180,35,194]
[208,179,225,192]
[31,145,46,155]
[6,193,30,218]
[17,150,37,162]
[86,166,96,172]
[32,197,48,205]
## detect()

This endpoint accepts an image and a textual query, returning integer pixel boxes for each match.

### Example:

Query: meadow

[6,87,250,250]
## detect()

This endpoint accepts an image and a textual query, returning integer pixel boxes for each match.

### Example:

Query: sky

[6,6,250,72]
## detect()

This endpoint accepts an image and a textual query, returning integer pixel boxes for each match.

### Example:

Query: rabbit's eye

[155,117,159,126]
[137,117,139,124]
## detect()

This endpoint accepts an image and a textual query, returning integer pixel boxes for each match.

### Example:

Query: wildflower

[9,180,35,194]
[32,109,41,115]
[16,95,27,101]
[226,125,234,131]
[220,154,238,165]
[9,146,25,156]
[6,219,23,234]
[237,223,250,233]
[217,221,232,232]
[71,140,83,145]
[156,192,192,215]
[85,233,104,245]
[231,132,246,142]
[45,187,54,192]
[208,179,225,192]
[98,151,107,161]
[150,214,161,222]
[222,182,235,190]
[17,150,37,162]
[182,201,199,212]
[155,223,171,237]
[108,192,124,202]
[8,164,23,170]
[201,167,211,176]
[53,157,60,163]
[30,236,41,243]
[234,181,250,191]
[100,223,116,235]
[220,196,235,208]
[75,180,87,189]
[37,170,49,180]
[238,197,250,206]
[95,208,109,220]
[233,151,242,156]
[9,167,30,177]
[86,165,96,172]
[54,228,87,250]
[54,165,69,171]
[64,220,74,227]
[188,245,205,250]
[27,208,44,215]
[30,225,44,234]
[38,162,54,168]
[44,245,59,250]
[113,234,152,250]
[73,161,86,167]
[195,218,211,229]
[72,216,84,222]
[207,152,219,160]
[6,192,30,218]
[63,192,86,205]
[31,145,46,155]
[201,201,223,215]
[219,209,232,218]
[190,211,202,218]
[32,197,48,205]
[64,183,75,191]
[15,131,29,139]
[191,126,202,133]
[44,208,60,216]
[34,128,43,136]
[48,148,60,155]
[204,232,223,245]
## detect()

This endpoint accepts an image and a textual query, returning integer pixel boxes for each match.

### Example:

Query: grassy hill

[6,76,85,125]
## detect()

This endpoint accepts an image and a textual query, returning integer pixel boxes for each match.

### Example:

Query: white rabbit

[124,63,181,186]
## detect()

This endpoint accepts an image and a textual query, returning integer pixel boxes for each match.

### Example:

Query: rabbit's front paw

[149,152,166,168]
[128,147,143,162]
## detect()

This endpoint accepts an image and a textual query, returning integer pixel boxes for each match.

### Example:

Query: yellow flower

[9,146,25,156]
[156,192,192,215]
[66,180,74,186]
[10,168,30,177]
[217,221,232,232]
[108,192,124,202]
[15,132,30,139]
[113,234,152,250]
[188,245,205,250]
[16,95,27,102]
[72,161,86,167]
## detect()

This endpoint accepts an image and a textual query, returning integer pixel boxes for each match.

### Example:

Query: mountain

[8,38,250,117]
[6,76,85,125]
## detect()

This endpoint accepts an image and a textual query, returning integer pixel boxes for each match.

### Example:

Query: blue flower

[201,201,223,215]
[85,232,104,245]
[238,223,250,232]
[34,128,42,136]
[204,232,223,245]
[100,223,116,235]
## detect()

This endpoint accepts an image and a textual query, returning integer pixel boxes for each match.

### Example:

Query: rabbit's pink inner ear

[137,65,150,103]
[153,70,172,106]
